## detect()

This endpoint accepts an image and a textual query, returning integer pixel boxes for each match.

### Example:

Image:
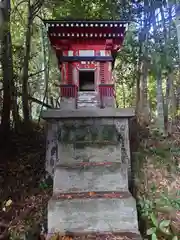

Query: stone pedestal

[101,96,116,108]
[77,92,98,108]
[60,97,77,109]
[42,108,141,239]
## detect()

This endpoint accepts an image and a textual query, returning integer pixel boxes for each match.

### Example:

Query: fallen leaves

[88,192,95,197]
[48,233,133,240]
[136,128,180,237]
[1,198,13,213]
[5,199,13,207]
[61,237,73,240]
[0,127,51,239]
[54,191,131,200]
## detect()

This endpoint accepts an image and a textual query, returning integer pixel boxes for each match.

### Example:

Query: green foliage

[138,191,180,239]
[50,0,123,20]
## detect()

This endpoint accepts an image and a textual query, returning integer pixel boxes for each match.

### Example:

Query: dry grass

[134,125,180,238]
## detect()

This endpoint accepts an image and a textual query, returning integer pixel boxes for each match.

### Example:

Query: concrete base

[48,197,139,234]
[101,96,116,108]
[42,107,141,238]
[60,97,77,109]
[41,108,135,119]
[53,163,128,194]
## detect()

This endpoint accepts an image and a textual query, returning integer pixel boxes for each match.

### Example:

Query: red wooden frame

[99,84,115,97]
[60,84,78,98]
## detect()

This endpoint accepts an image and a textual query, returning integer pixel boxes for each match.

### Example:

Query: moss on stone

[58,124,120,144]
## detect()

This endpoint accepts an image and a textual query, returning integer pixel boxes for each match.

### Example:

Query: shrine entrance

[79,70,95,91]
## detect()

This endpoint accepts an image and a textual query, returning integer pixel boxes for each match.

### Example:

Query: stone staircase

[48,162,141,239]
[43,109,141,240]
[77,92,98,108]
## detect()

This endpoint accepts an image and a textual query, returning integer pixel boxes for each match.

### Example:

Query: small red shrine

[44,20,128,108]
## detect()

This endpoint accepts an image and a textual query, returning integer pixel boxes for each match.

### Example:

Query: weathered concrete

[53,163,128,193]
[41,108,135,119]
[43,117,130,178]
[48,198,139,234]
[78,92,98,108]
[60,97,77,109]
[43,107,141,238]
[101,96,116,108]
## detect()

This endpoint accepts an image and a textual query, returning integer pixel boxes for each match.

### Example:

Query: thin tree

[0,0,13,136]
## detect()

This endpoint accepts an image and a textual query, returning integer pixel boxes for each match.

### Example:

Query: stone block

[53,163,128,193]
[57,145,123,164]
[102,96,115,108]
[48,197,139,234]
[45,122,58,177]
[41,108,135,119]
[57,124,120,143]
[78,92,98,108]
[60,97,77,109]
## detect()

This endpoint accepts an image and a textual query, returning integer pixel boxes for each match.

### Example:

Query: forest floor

[134,123,180,239]
[0,123,180,239]
[0,126,52,239]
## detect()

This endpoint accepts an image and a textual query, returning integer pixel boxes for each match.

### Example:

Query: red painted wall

[59,42,113,88]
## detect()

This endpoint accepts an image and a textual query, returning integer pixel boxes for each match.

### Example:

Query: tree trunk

[166,72,176,134]
[136,0,151,126]
[151,2,166,134]
[136,43,141,108]
[38,22,50,121]
[122,81,126,108]
[11,81,21,131]
[22,0,32,126]
[0,0,13,136]
[140,60,150,125]
[176,5,180,60]
[156,71,165,134]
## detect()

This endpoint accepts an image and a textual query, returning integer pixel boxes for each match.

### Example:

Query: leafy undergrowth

[0,125,52,239]
[134,125,180,240]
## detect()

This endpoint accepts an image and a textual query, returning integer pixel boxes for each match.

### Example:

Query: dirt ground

[0,126,52,239]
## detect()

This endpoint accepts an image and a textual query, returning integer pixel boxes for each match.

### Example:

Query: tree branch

[28,69,45,78]
[0,87,52,108]
[17,91,53,108]
[31,0,44,19]
[28,95,53,108]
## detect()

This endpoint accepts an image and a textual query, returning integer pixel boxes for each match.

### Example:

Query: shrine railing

[60,84,78,98]
[99,84,115,97]
[99,84,115,108]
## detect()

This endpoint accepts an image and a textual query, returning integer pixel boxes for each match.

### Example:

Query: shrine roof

[43,19,128,25]
[43,19,129,39]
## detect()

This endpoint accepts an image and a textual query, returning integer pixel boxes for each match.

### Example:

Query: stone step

[78,93,97,98]
[77,100,98,104]
[53,162,128,194]
[77,101,98,104]
[78,103,98,108]
[78,92,98,101]
[48,197,140,235]
[47,232,141,240]
[78,101,98,105]
[77,92,98,108]
[77,100,98,103]
[78,92,97,96]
